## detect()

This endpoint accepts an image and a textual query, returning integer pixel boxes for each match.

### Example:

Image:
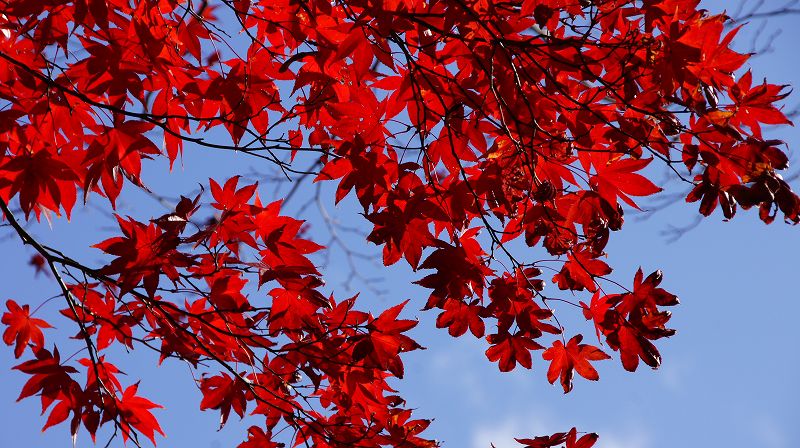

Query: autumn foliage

[0,0,797,447]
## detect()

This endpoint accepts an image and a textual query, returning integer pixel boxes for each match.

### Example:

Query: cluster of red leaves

[10,344,162,445]
[0,0,798,447]
[3,178,434,447]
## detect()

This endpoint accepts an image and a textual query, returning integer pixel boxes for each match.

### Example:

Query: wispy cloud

[426,340,491,406]
[657,358,687,392]
[751,415,787,448]
[597,429,650,448]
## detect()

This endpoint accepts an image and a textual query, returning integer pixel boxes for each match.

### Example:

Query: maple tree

[0,0,797,447]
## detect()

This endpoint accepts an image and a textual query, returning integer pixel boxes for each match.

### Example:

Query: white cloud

[752,415,787,448]
[597,429,650,448]
[657,360,686,392]
[426,341,491,405]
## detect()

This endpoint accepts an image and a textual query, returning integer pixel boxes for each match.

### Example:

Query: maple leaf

[580,269,677,372]
[94,215,192,297]
[485,331,543,372]
[199,373,250,429]
[416,230,494,308]
[82,122,160,207]
[552,249,612,292]
[61,284,136,351]
[239,426,284,448]
[0,147,79,218]
[581,292,617,341]
[116,383,164,445]
[78,356,123,395]
[315,148,393,208]
[209,176,258,213]
[2,299,52,358]
[13,346,83,435]
[435,299,485,338]
[354,300,422,378]
[617,268,679,317]
[610,323,662,372]
[28,254,48,277]
[679,17,749,89]
[366,187,441,268]
[13,346,78,400]
[588,156,662,209]
[542,335,610,393]
[515,431,568,448]
[207,271,250,311]
[268,282,329,334]
[728,71,793,138]
[566,428,598,448]
[382,409,435,447]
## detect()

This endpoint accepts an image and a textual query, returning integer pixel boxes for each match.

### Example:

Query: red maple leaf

[436,299,486,338]
[94,215,192,297]
[354,300,422,378]
[28,254,48,277]
[116,383,164,445]
[485,331,543,372]
[515,431,568,448]
[589,155,662,209]
[0,147,78,218]
[679,17,749,88]
[239,426,284,448]
[728,71,792,138]
[199,373,250,429]
[542,335,610,393]
[552,249,612,292]
[566,428,598,448]
[13,347,82,433]
[2,299,52,358]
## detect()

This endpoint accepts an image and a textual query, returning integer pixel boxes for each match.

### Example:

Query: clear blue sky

[1,2,798,447]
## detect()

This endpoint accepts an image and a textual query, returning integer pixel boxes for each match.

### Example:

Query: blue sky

[1,1,799,447]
